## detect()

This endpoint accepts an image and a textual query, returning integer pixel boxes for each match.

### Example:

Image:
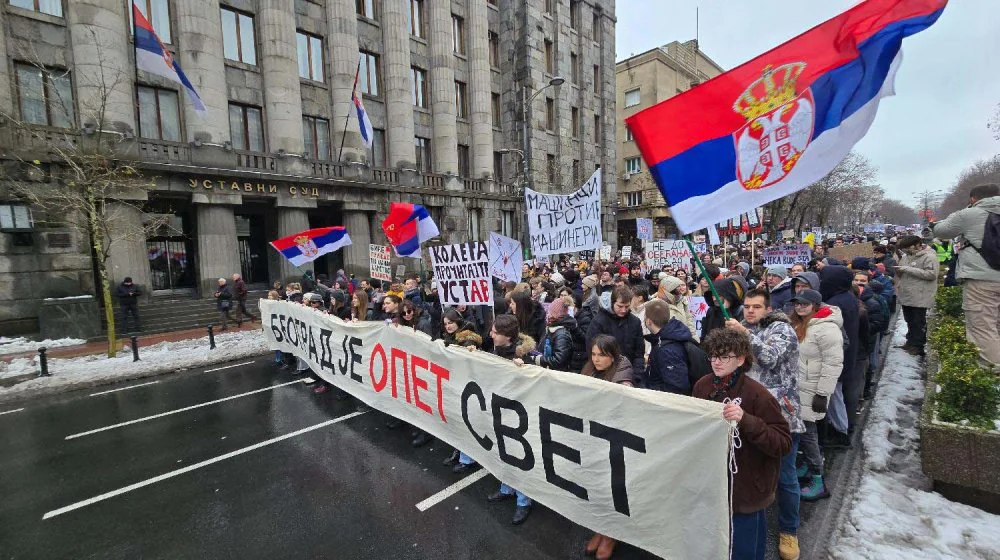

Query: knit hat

[550,272,565,286]
[658,271,669,282]
[790,289,822,306]
[582,274,598,290]
[850,256,871,271]
[712,258,724,266]
[736,262,750,277]
[766,265,788,280]
[547,298,568,320]
[330,290,347,305]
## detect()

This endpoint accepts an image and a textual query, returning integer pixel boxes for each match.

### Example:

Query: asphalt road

[0,348,883,559]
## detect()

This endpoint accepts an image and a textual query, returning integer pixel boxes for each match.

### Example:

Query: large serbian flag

[381,203,440,258]
[626,0,947,234]
[270,227,352,267]
[133,1,206,114]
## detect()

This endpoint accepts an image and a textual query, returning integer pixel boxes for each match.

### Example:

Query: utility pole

[913,189,942,224]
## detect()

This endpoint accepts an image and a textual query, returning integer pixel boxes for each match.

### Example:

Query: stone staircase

[101,290,270,338]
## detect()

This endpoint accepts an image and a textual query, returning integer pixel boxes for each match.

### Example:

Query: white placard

[599,244,612,260]
[644,240,693,272]
[488,232,524,283]
[369,244,392,282]
[707,226,721,247]
[396,264,406,278]
[762,244,812,267]
[636,218,653,241]
[688,296,709,339]
[525,169,602,257]
[621,246,632,260]
[429,242,493,306]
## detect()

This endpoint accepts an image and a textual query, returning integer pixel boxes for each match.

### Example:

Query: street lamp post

[521,77,565,192]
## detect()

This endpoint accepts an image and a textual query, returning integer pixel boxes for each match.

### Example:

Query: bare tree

[876,198,919,225]
[988,103,1000,141]
[937,154,1000,218]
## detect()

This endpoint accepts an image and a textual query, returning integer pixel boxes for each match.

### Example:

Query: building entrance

[145,203,196,294]
[235,213,269,287]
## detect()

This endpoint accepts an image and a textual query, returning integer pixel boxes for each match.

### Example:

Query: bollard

[207,324,216,350]
[130,335,140,362]
[37,347,49,377]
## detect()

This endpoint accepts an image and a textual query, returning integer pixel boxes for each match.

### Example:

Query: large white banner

[429,242,493,306]
[488,232,523,283]
[644,240,693,272]
[260,300,731,559]
[525,168,602,257]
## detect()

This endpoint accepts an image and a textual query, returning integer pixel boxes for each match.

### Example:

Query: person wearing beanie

[116,276,142,333]
[550,271,565,287]
[850,256,871,272]
[766,265,795,312]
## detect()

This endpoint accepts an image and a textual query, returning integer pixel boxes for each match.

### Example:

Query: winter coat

[586,306,646,374]
[518,300,547,345]
[872,270,895,302]
[693,373,791,514]
[820,266,860,383]
[234,278,249,300]
[494,334,537,361]
[895,246,939,309]
[442,325,483,349]
[116,282,141,306]
[768,277,795,314]
[874,254,898,277]
[582,355,634,385]
[932,196,1000,282]
[412,313,434,337]
[660,276,698,341]
[700,277,746,343]
[641,318,693,395]
[575,293,599,337]
[796,305,844,422]
[533,316,577,371]
[215,284,233,310]
[745,311,805,434]
[860,287,887,341]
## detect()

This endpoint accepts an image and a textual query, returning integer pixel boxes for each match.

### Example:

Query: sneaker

[313,385,329,394]
[796,462,809,481]
[801,474,831,501]
[779,533,800,560]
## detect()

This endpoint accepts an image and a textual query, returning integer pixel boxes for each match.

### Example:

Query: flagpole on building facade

[337,59,362,164]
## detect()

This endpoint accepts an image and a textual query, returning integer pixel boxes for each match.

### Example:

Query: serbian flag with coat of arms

[626,0,947,234]
[270,227,352,267]
[133,2,206,114]
[381,203,440,258]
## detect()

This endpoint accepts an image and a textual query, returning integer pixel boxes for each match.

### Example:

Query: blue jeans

[499,483,532,507]
[458,451,476,465]
[778,433,801,534]
[731,510,766,560]
[274,350,283,363]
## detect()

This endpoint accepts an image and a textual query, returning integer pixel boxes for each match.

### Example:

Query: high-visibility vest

[932,242,952,263]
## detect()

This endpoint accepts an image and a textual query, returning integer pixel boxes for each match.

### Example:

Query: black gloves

[812,395,828,414]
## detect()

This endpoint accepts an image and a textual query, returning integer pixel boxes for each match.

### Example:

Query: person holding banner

[440,308,484,473]
[510,291,546,345]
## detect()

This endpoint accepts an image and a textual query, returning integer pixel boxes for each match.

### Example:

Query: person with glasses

[693,328,791,560]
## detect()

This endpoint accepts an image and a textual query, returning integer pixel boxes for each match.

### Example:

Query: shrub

[935,286,963,317]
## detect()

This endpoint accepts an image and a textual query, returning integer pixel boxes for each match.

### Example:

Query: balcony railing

[422,173,445,188]
[372,168,398,184]
[136,139,189,162]
[463,178,484,192]
[234,150,276,171]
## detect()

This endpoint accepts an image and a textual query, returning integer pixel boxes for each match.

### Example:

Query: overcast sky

[615,1,999,207]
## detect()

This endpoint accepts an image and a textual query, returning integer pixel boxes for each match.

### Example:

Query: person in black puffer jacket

[819,265,861,439]
[585,286,645,374]
[700,277,748,343]
[529,298,577,372]
[511,291,546,345]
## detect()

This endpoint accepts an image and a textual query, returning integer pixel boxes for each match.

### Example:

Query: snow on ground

[0,336,86,356]
[0,330,269,402]
[830,315,1000,560]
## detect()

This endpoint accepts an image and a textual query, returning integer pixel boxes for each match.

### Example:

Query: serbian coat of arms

[294,235,320,257]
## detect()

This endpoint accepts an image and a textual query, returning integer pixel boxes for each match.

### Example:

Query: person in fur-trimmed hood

[440,308,483,349]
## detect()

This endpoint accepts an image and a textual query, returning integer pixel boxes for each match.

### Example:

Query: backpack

[682,341,712,391]
[970,212,1000,270]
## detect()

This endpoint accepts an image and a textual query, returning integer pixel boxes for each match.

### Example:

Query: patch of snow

[0,330,268,402]
[831,315,1000,560]
[0,337,86,356]
[42,295,94,302]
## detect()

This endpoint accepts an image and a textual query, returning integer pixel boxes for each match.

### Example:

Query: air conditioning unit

[623,172,632,181]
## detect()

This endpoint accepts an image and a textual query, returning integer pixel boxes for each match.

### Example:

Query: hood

[860,288,875,303]
[454,328,483,347]
[819,265,853,301]
[771,276,794,292]
[661,275,684,294]
[516,334,537,358]
[809,304,843,328]
[646,317,694,344]
[977,195,1000,213]
[753,310,791,330]
[792,271,820,292]
[709,277,746,310]
[551,315,579,331]
[869,279,885,294]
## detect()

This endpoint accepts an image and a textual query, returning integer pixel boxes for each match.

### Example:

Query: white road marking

[203,361,256,374]
[44,411,367,520]
[415,469,490,512]
[0,408,25,416]
[89,381,161,397]
[65,379,308,440]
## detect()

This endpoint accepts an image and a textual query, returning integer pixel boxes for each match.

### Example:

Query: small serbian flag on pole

[350,60,374,149]
[133,1,207,114]
[626,0,947,234]
[381,203,439,258]
[270,227,352,267]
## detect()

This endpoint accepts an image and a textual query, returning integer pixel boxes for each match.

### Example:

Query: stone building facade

[0,0,616,335]
[615,40,722,247]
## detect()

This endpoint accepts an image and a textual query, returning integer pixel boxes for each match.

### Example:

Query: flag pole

[131,1,140,121]
[337,58,362,164]
[685,236,730,321]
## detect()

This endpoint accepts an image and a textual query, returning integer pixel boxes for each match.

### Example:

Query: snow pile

[0,330,269,402]
[0,336,86,356]
[831,316,1000,560]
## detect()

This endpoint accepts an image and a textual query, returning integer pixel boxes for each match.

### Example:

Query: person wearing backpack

[639,299,707,395]
[930,183,1000,370]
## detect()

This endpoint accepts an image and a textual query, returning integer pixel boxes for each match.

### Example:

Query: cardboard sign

[828,243,875,263]
[621,246,632,260]
[644,240,693,272]
[429,242,493,306]
[369,244,392,282]
[689,296,709,339]
[599,244,612,260]
[762,244,812,267]
[396,264,406,278]
[525,169,602,257]
[488,233,523,283]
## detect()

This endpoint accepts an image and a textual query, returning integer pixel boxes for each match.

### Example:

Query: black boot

[412,431,433,448]
[442,449,459,466]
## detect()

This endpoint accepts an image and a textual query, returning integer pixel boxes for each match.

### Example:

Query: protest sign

[525,169,602,257]
[636,218,653,241]
[644,240,693,272]
[782,229,795,240]
[599,244,612,260]
[429,242,492,306]
[693,242,708,254]
[488,233,523,283]
[829,243,874,263]
[707,226,721,246]
[762,244,812,267]
[395,264,406,278]
[261,300,730,560]
[688,296,709,339]
[621,246,632,260]
[369,245,392,282]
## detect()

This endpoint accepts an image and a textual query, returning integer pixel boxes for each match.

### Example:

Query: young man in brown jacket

[694,328,792,560]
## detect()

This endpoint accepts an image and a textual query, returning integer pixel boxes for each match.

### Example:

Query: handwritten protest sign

[600,244,612,260]
[707,226,721,246]
[621,246,632,260]
[689,296,709,339]
[525,169,602,257]
[829,243,874,263]
[488,233,523,283]
[636,218,653,241]
[762,244,812,267]
[369,244,392,282]
[429,242,492,306]
[396,264,406,278]
[644,240,693,272]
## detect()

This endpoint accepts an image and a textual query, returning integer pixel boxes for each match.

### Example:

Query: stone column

[0,7,12,115]
[342,211,371,278]
[174,0,230,143]
[104,202,150,292]
[381,0,416,167]
[327,0,361,162]
[467,0,493,178]
[67,0,135,132]
[427,0,457,174]
[258,0,304,154]
[276,207,312,282]
[195,203,241,297]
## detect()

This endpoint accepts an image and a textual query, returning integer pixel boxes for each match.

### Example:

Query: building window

[468,209,481,241]
[545,97,554,131]
[228,103,264,151]
[491,93,501,128]
[500,210,513,238]
[8,0,61,17]
[356,0,377,20]
[625,125,634,142]
[372,128,386,167]
[593,64,600,94]
[592,10,600,41]
[15,64,74,128]
[452,15,465,55]
[359,51,380,96]
[624,88,640,108]
[415,136,431,172]
[408,0,426,38]
[487,0,497,5]
[570,1,581,29]
[137,86,180,141]
[130,0,171,42]
[457,144,470,177]
[625,156,641,175]
[302,116,331,160]
[570,52,579,83]
[221,7,256,65]
[544,39,554,74]
[572,159,580,184]
[296,32,324,81]
[411,66,427,108]
[488,32,500,68]
[493,151,503,182]
[0,204,34,230]
[544,0,554,14]
[547,154,557,184]
[455,81,468,119]
[571,107,579,137]
[625,191,643,207]
[593,114,600,142]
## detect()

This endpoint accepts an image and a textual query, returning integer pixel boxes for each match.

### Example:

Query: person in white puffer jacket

[788,289,844,503]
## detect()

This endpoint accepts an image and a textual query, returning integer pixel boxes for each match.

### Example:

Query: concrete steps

[101,290,269,337]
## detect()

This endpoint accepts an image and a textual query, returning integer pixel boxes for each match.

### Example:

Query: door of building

[235,214,269,287]
[146,213,196,293]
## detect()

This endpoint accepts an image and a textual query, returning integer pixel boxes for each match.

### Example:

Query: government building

[0,0,617,335]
